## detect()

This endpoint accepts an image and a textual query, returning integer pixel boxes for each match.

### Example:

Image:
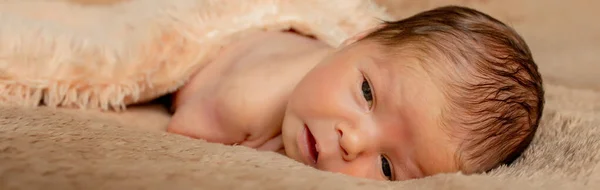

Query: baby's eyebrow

[407,155,425,179]
[391,149,422,180]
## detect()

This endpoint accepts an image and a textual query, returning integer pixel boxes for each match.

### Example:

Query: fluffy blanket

[0,0,388,110]
[1,0,600,189]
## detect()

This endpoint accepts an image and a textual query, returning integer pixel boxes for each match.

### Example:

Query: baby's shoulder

[210,69,290,132]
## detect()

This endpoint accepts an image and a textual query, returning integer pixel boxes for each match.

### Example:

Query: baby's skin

[168,27,457,181]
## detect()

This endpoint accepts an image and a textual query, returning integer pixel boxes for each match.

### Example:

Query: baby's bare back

[168,30,332,151]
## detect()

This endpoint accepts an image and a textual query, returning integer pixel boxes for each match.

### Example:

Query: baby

[165,6,544,181]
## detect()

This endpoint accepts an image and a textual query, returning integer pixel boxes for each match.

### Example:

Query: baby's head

[281,6,544,180]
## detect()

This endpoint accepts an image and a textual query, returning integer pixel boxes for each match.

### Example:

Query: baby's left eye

[361,76,373,108]
[380,155,393,180]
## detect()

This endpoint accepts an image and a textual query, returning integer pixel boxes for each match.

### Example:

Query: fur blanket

[0,0,388,110]
[1,0,600,189]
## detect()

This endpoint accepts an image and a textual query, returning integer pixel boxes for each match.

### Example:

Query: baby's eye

[361,76,373,108]
[381,155,393,180]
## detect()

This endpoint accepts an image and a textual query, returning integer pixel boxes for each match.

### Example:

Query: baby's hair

[362,6,544,173]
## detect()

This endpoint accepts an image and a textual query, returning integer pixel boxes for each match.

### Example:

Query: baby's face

[281,39,459,181]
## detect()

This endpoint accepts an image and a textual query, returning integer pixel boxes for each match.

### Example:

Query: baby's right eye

[361,76,373,108]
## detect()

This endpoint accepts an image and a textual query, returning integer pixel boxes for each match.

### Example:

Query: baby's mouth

[305,125,319,164]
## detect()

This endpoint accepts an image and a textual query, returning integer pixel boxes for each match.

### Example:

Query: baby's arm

[167,96,248,146]
[167,75,285,152]
[168,97,284,152]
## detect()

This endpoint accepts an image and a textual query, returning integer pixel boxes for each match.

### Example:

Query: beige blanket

[2,0,600,189]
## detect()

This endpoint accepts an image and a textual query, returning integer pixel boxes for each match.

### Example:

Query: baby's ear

[340,24,385,47]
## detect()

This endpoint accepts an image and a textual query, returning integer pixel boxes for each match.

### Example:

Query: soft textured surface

[1,0,600,189]
[2,85,600,190]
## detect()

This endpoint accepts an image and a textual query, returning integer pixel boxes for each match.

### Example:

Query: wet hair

[362,6,545,173]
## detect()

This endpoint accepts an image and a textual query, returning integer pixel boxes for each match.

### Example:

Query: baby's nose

[335,122,369,161]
